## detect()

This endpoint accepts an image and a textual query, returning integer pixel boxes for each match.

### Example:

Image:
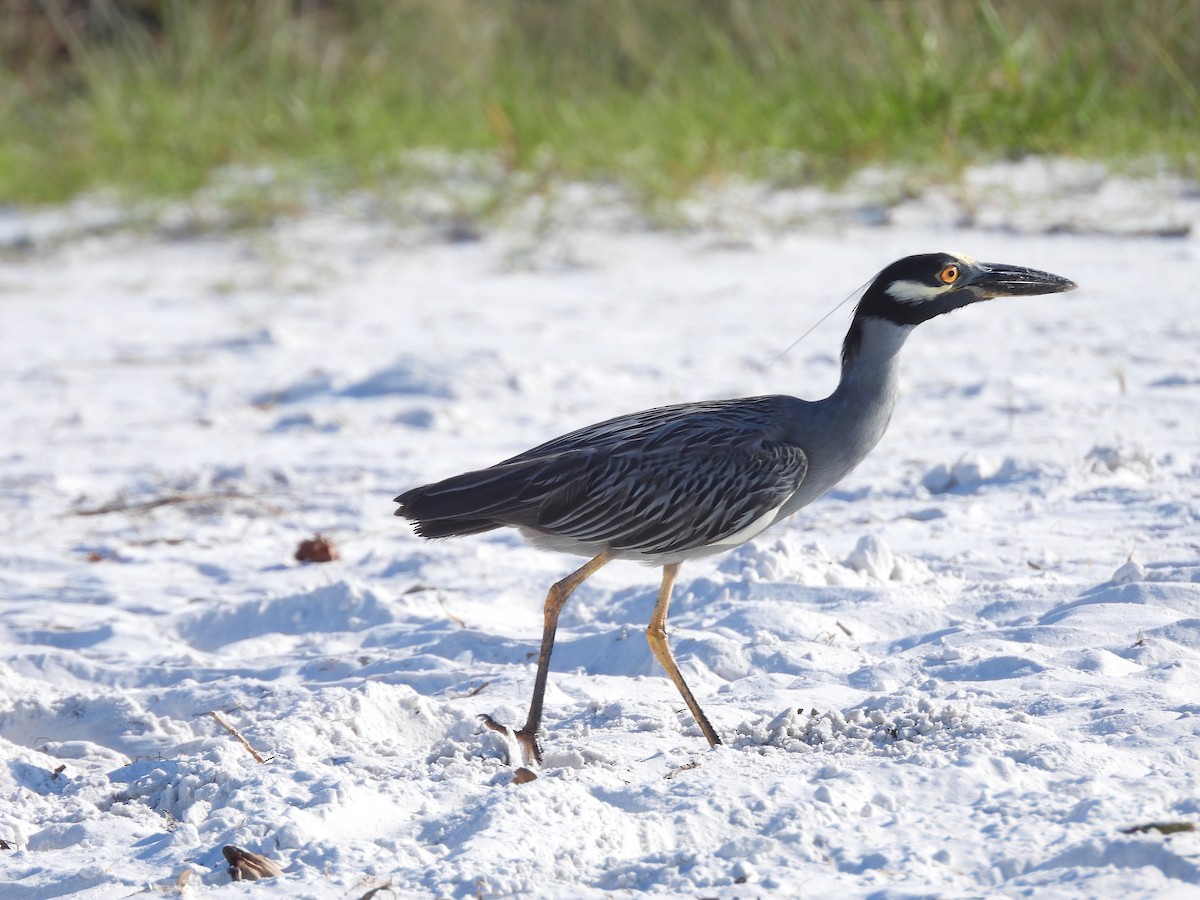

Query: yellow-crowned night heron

[395,252,1076,764]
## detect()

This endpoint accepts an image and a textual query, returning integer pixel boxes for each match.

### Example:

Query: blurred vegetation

[1,0,1197,205]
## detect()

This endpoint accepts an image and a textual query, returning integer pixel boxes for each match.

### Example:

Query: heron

[395,252,1076,766]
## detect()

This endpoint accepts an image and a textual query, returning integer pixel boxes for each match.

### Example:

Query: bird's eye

[939,264,960,285]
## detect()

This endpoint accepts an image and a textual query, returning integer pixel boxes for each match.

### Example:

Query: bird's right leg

[482,549,614,766]
[646,562,722,748]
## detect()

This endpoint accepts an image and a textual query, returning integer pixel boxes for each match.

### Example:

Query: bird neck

[775,314,913,516]
[840,311,912,370]
[828,314,912,441]
[839,313,911,382]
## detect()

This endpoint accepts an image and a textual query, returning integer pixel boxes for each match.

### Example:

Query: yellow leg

[483,549,614,766]
[646,563,721,747]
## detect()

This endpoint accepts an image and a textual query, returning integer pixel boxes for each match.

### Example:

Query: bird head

[857,252,1077,325]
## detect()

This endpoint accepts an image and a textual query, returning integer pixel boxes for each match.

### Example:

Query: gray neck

[826,316,912,465]
[779,316,913,515]
[831,315,912,428]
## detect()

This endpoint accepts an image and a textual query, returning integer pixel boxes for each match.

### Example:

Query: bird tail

[396,514,499,539]
[394,478,503,538]
[395,456,576,539]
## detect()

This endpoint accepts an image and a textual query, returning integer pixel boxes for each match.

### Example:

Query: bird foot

[480,715,542,770]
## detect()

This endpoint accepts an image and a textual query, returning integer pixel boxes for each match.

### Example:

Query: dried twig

[450,681,490,699]
[437,595,466,628]
[210,711,268,764]
[72,491,265,517]
[72,489,243,518]
[665,761,700,779]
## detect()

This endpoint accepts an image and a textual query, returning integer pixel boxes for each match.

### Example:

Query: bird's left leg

[645,563,722,747]
[482,549,614,766]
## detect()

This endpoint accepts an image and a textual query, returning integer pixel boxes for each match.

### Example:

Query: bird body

[395,252,1076,767]
[398,317,908,566]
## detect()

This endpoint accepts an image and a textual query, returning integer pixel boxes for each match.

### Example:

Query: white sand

[2,162,1199,897]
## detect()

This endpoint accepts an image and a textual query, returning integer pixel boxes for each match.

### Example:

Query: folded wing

[396,397,808,555]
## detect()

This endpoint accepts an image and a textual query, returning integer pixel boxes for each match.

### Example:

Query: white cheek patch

[886,279,951,304]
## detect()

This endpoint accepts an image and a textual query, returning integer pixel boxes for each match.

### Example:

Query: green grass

[1,0,1198,206]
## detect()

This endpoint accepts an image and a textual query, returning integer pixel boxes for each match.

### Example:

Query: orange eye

[939,264,960,285]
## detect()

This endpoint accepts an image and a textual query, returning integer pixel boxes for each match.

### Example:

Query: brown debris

[223,845,284,881]
[294,534,339,563]
[1120,821,1196,836]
